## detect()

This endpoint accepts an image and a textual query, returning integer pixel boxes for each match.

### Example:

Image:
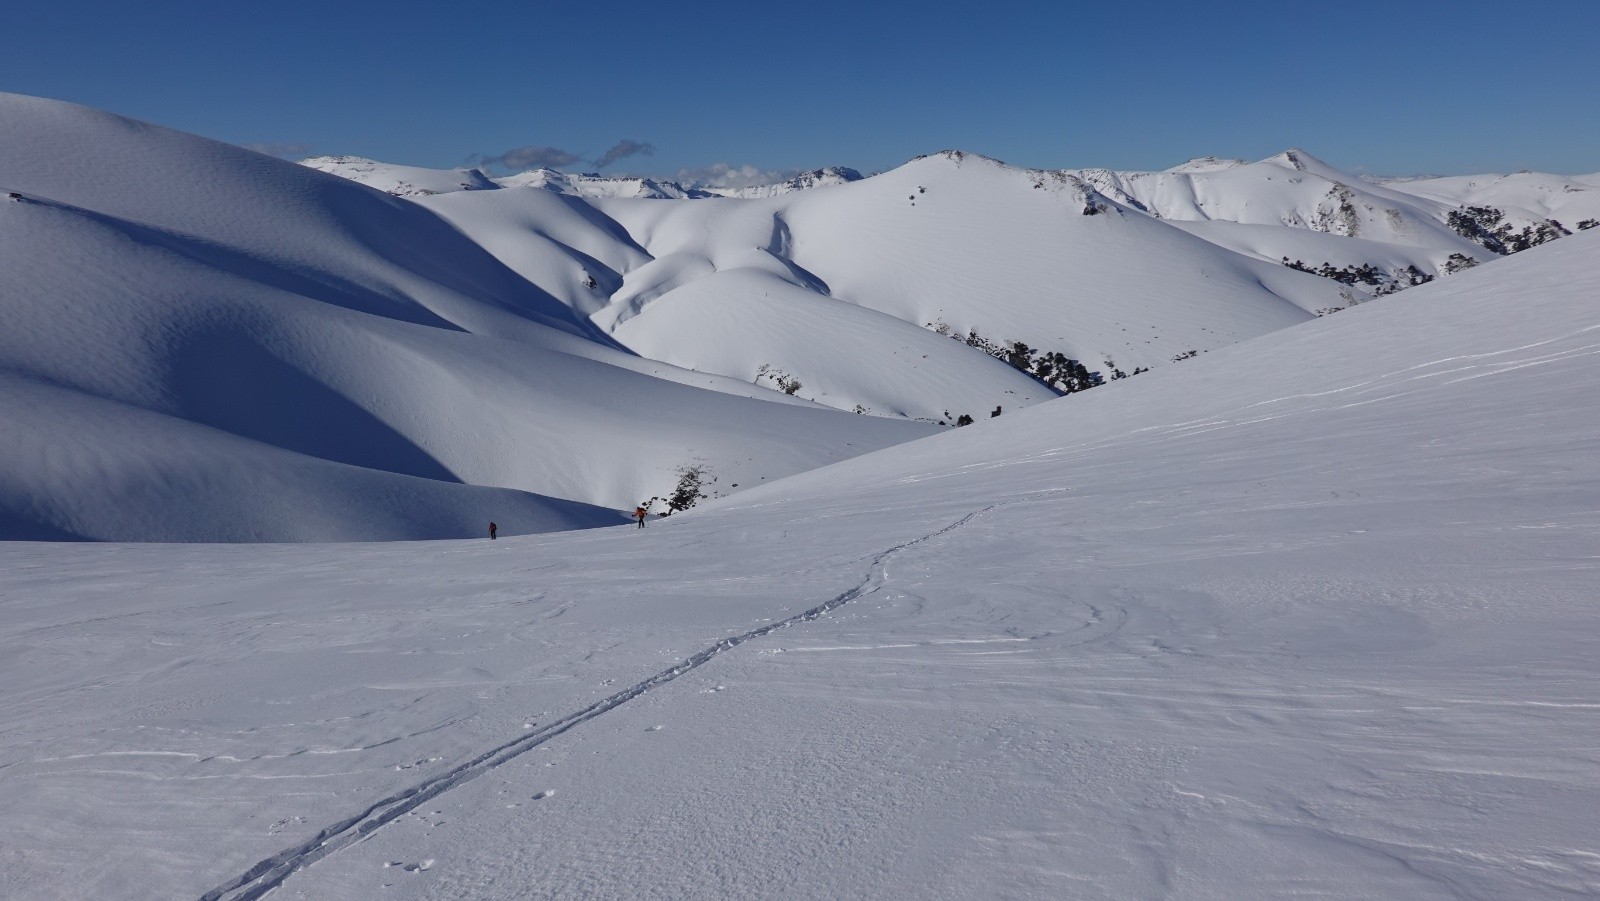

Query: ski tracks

[199,508,990,901]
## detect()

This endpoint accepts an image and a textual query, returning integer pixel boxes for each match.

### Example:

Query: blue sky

[6,0,1599,180]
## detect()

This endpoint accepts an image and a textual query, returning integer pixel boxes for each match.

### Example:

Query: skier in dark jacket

[489,521,498,540]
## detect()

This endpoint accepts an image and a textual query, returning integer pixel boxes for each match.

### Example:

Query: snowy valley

[8,93,1597,541]
[2,91,1599,899]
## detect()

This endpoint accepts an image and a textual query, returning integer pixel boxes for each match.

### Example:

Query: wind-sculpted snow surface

[2,233,1597,898]
[0,93,932,540]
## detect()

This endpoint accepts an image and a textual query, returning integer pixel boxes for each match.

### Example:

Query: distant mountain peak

[299,155,498,195]
[1164,156,1248,174]
[494,168,714,199]
[1261,148,1337,174]
[710,167,864,199]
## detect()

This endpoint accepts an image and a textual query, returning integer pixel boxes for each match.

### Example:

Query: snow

[1073,148,1483,252]
[3,231,1598,898]
[1381,170,1600,229]
[518,150,1347,419]
[8,88,1597,545]
[299,156,500,196]
[0,92,931,541]
[493,168,715,200]
[710,166,864,198]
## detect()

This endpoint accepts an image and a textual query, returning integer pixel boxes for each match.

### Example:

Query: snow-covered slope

[709,166,864,198]
[415,183,1058,422]
[307,146,1596,420]
[297,147,1367,425]
[494,168,714,199]
[11,92,1595,545]
[300,155,500,196]
[1379,170,1600,230]
[573,151,1345,406]
[1074,149,1461,240]
[1074,149,1593,290]
[1073,148,1489,281]
[0,93,932,541]
[3,232,1595,899]
[491,166,863,200]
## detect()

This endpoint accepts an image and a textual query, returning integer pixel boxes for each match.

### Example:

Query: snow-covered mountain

[711,166,864,198]
[300,155,500,196]
[304,147,1596,303]
[5,92,1596,543]
[576,151,1345,401]
[493,167,717,199]
[4,229,1596,899]
[406,148,1357,429]
[1379,169,1600,232]
[0,93,930,541]
[306,160,866,201]
[1073,148,1598,291]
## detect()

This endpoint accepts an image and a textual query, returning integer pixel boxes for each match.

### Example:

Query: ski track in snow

[198,509,989,901]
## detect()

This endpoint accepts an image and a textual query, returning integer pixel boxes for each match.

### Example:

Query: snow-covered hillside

[306,145,1597,417]
[493,167,715,199]
[416,150,1350,423]
[711,166,864,198]
[309,146,1594,306]
[0,93,931,541]
[302,160,864,201]
[299,155,500,196]
[320,144,1598,425]
[6,92,1596,544]
[1075,149,1597,291]
[3,231,1595,899]
[1381,170,1600,233]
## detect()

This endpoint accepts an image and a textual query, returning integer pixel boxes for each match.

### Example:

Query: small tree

[755,363,802,396]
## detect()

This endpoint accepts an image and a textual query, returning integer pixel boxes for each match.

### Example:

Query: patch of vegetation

[1447,206,1570,255]
[1372,265,1435,297]
[926,322,1104,395]
[1281,258,1439,297]
[755,363,802,396]
[1102,357,1148,381]
[666,465,708,513]
[1282,258,1386,286]
[1310,184,1363,236]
